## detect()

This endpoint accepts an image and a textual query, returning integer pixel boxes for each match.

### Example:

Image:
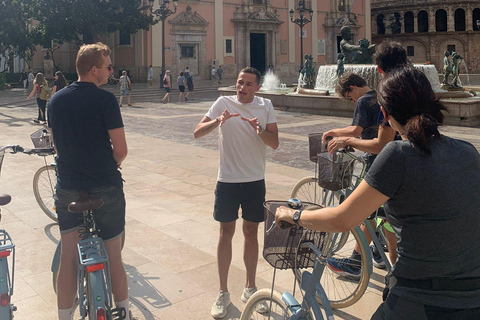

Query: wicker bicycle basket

[317,152,355,191]
[263,201,326,270]
[308,133,327,162]
[30,128,52,148]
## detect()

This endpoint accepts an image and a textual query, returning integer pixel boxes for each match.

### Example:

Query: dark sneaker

[327,257,361,280]
[370,246,386,269]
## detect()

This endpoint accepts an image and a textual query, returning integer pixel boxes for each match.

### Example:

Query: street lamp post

[289,2,313,72]
[148,0,178,88]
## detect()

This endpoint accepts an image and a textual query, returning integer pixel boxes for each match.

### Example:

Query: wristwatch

[293,208,304,225]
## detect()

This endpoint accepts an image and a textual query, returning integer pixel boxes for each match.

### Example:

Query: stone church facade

[26,0,372,81]
[371,0,480,74]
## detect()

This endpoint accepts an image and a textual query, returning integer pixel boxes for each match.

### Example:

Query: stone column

[428,8,435,32]
[447,7,454,32]
[414,12,418,33]
[466,5,472,31]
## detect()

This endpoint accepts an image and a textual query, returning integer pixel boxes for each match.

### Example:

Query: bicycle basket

[263,201,326,270]
[308,133,328,162]
[30,128,52,148]
[317,152,355,191]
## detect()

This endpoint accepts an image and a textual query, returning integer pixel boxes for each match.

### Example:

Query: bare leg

[119,96,123,106]
[57,231,81,309]
[354,220,375,253]
[243,220,259,288]
[104,235,129,302]
[127,95,131,106]
[384,228,398,264]
[218,221,236,292]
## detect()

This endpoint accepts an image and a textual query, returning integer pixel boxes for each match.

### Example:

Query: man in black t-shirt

[48,42,131,320]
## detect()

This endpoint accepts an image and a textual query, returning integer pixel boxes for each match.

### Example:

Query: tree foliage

[31,0,156,48]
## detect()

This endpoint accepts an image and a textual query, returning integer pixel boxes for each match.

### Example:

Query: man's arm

[193,110,240,139]
[260,123,279,150]
[108,127,128,167]
[327,125,396,154]
[322,125,363,142]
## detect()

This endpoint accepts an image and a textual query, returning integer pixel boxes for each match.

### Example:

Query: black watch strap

[293,208,304,225]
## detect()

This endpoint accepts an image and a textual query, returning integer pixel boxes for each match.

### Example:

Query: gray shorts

[55,186,125,240]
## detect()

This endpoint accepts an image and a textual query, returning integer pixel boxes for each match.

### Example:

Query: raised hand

[218,109,240,126]
[241,116,262,133]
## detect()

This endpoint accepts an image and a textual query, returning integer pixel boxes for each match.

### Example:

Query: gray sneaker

[241,287,269,314]
[211,291,231,319]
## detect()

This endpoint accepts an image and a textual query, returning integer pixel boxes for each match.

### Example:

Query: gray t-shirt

[365,136,480,308]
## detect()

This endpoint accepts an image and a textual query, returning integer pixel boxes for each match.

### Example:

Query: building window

[119,30,131,45]
[295,0,311,10]
[181,46,194,58]
[404,12,414,33]
[418,10,428,32]
[447,45,455,54]
[455,8,466,31]
[252,0,264,4]
[226,40,232,54]
[436,9,447,32]
[407,46,414,56]
[377,14,386,35]
[473,8,480,31]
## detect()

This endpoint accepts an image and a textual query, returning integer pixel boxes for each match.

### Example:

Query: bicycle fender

[353,226,373,274]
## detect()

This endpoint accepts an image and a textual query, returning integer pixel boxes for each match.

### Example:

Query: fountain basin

[218,87,480,127]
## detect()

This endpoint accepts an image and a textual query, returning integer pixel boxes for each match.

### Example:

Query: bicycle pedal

[111,307,126,320]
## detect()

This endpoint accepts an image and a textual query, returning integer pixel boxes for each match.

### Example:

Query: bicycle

[290,133,391,309]
[51,191,126,320]
[240,199,371,320]
[30,128,58,222]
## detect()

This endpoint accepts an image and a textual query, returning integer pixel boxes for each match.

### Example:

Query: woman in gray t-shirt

[276,67,480,319]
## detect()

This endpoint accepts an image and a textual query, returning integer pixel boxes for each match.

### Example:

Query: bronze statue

[336,53,345,78]
[339,26,375,64]
[442,51,453,86]
[451,52,463,88]
[300,55,315,88]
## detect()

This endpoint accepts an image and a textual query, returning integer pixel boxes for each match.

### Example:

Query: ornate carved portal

[170,6,209,77]
[232,5,282,74]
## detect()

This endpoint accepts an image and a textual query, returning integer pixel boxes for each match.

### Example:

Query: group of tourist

[160,67,195,104]
[25,39,478,320]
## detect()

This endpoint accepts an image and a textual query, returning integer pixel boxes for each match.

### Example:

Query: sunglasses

[89,65,113,72]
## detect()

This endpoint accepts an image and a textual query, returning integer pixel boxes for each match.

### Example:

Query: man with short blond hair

[48,42,131,320]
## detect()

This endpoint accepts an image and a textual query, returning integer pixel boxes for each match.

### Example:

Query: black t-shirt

[48,81,124,189]
[351,90,379,140]
[365,136,480,308]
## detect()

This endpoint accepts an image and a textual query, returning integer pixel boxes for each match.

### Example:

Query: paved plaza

[0,81,479,319]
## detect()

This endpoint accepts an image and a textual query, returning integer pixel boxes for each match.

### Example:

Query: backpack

[39,84,51,100]
[186,74,193,87]
[163,77,168,86]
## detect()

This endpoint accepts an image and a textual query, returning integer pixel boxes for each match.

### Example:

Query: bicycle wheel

[240,289,312,320]
[290,177,343,208]
[318,227,370,309]
[33,165,58,222]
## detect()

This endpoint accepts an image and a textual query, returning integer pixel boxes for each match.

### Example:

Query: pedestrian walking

[28,70,35,92]
[19,70,28,89]
[185,73,194,101]
[211,67,217,85]
[119,70,132,107]
[147,65,154,88]
[177,72,186,102]
[194,67,279,319]
[51,71,68,96]
[217,65,224,84]
[161,70,171,104]
[26,72,50,124]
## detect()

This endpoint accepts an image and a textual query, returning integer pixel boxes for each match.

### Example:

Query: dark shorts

[213,180,266,223]
[165,87,171,93]
[55,186,126,240]
[179,85,185,92]
[188,85,194,91]
[371,293,480,320]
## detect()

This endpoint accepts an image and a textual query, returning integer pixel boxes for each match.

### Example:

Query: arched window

[418,10,428,32]
[436,9,447,32]
[377,14,386,35]
[473,8,480,31]
[404,12,414,33]
[455,8,466,31]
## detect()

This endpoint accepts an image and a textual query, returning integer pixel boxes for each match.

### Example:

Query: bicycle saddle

[68,191,104,213]
[0,194,11,206]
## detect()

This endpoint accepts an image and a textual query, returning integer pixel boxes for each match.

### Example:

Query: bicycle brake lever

[278,220,294,229]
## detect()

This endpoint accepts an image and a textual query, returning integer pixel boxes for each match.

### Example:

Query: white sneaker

[211,291,231,319]
[241,287,269,314]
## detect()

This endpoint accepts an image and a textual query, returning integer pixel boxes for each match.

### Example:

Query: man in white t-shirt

[194,67,279,319]
[147,65,153,88]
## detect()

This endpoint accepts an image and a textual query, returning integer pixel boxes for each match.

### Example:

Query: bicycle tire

[240,289,313,320]
[33,165,58,222]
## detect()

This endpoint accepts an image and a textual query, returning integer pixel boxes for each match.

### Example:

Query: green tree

[0,0,35,72]
[32,0,155,48]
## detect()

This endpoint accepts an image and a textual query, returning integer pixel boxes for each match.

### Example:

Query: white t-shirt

[211,68,216,76]
[205,96,277,183]
[148,67,153,80]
